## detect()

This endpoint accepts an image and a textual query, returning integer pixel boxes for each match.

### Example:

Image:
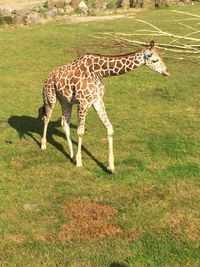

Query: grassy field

[0,4,200,267]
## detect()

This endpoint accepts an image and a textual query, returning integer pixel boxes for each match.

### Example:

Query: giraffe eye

[152,59,159,63]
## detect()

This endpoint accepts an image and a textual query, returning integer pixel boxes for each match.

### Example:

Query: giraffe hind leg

[41,106,54,150]
[76,104,88,168]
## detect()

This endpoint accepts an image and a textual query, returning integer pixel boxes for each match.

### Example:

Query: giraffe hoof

[41,144,46,150]
[41,139,46,150]
[76,163,83,168]
[107,166,116,174]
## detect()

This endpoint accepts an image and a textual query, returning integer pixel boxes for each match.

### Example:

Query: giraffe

[38,40,169,173]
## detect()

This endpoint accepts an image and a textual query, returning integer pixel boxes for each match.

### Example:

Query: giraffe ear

[149,40,155,49]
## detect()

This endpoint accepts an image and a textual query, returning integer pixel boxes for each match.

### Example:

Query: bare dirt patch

[0,0,44,10]
[167,210,200,241]
[65,14,135,24]
[5,234,25,244]
[59,197,121,241]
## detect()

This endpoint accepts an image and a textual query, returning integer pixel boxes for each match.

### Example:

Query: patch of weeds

[120,155,149,171]
[151,87,181,102]
[127,230,200,266]
[166,162,200,179]
[0,16,10,25]
[148,134,197,159]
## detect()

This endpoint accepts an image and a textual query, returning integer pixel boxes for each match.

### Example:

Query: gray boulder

[65,0,72,4]
[142,0,155,7]
[0,8,12,17]
[24,12,42,25]
[101,2,108,9]
[70,0,81,8]
[43,8,58,19]
[78,1,88,13]
[117,0,130,8]
[46,0,69,9]
[57,8,65,14]
[64,5,74,14]
[13,14,25,24]
[0,8,13,24]
[130,0,143,7]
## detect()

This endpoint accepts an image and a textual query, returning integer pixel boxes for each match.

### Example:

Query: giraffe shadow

[7,115,108,173]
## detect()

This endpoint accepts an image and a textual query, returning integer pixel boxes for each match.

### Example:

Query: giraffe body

[38,41,169,173]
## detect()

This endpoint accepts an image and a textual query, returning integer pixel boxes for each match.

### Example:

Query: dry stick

[135,19,163,32]
[174,18,200,22]
[172,10,200,18]
[115,36,200,54]
[178,22,199,32]
[94,37,199,59]
[102,32,199,51]
[114,30,200,42]
[168,33,200,49]
[168,23,200,49]
[135,19,200,42]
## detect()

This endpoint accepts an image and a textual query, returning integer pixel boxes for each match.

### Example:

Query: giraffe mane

[84,49,143,58]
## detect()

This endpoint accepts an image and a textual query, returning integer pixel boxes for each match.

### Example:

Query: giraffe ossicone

[38,40,169,173]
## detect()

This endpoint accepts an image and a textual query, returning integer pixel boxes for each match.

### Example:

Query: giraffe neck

[90,51,144,78]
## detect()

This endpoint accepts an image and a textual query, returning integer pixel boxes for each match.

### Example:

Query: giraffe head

[143,41,169,76]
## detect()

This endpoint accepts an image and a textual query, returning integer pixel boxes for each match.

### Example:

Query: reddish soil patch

[167,211,200,241]
[5,234,25,244]
[59,197,121,241]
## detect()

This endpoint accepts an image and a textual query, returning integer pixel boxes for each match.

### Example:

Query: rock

[117,0,130,8]
[70,0,81,8]
[54,1,67,8]
[101,2,108,9]
[13,14,25,24]
[57,8,65,14]
[65,0,72,5]
[64,5,74,14]
[46,0,69,9]
[78,1,88,13]
[155,0,179,7]
[90,1,108,9]
[43,8,58,19]
[131,0,143,7]
[0,8,13,24]
[106,1,118,9]
[24,12,42,25]
[142,0,155,8]
[166,0,179,5]
[155,0,166,6]
[0,8,12,17]
[12,9,30,24]
[14,9,30,16]
[46,0,55,9]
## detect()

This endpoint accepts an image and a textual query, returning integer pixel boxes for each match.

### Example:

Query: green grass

[0,4,200,266]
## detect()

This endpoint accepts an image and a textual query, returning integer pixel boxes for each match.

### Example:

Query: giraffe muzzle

[162,69,170,76]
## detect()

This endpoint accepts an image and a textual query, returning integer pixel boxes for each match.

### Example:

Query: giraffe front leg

[62,119,74,160]
[93,98,115,174]
[76,105,87,168]
[76,127,84,167]
[107,126,115,174]
[61,104,74,160]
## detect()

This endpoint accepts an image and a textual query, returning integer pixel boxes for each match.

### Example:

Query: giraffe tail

[38,73,57,120]
[37,105,46,120]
